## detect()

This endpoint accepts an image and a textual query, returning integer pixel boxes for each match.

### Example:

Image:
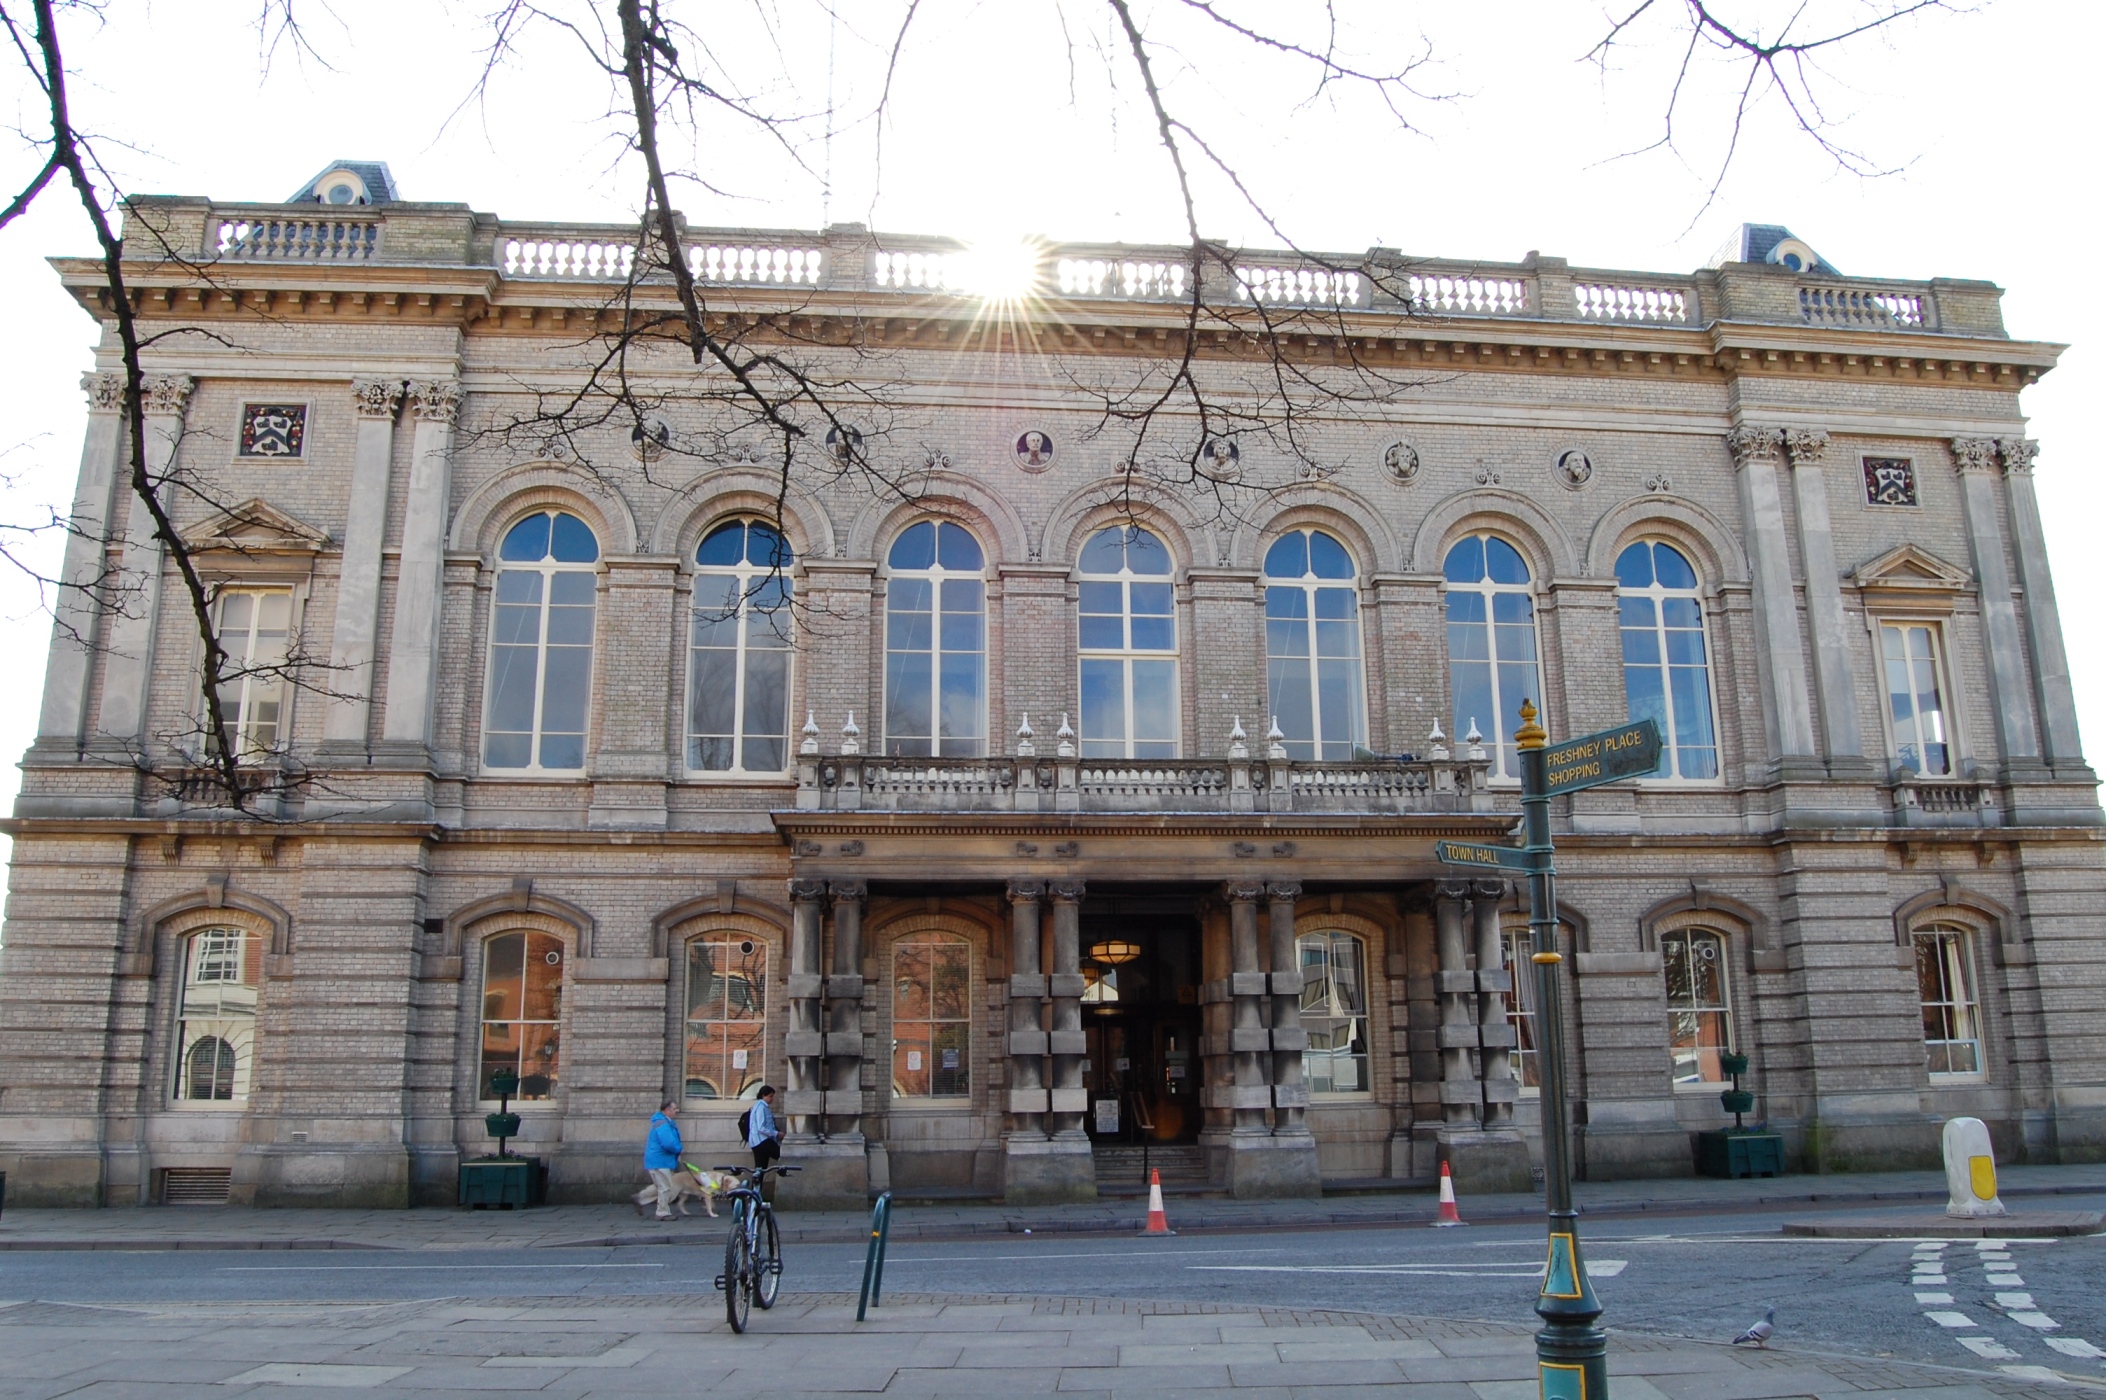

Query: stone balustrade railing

[794,752,1494,815]
[134,198,2003,336]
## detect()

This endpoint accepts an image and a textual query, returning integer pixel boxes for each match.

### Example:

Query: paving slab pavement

[3,1162,2104,1251]
[1782,1210,2106,1239]
[0,1290,2096,1398]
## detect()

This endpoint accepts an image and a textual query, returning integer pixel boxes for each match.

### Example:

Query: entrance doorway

[1078,899,1202,1145]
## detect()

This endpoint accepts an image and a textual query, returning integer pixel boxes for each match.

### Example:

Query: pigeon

[1731,1307,1776,1348]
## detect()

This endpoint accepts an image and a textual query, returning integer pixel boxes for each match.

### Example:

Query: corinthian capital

[1264,881,1302,904]
[80,371,125,415]
[352,377,405,420]
[1783,428,1830,467]
[1951,437,1999,475]
[142,374,195,419]
[1048,878,1087,905]
[408,379,463,424]
[787,877,827,904]
[1006,878,1044,905]
[1222,879,1266,905]
[1998,438,2040,476]
[1725,424,1782,470]
[828,879,867,905]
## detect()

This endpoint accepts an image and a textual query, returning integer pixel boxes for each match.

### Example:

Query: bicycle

[711,1163,800,1332]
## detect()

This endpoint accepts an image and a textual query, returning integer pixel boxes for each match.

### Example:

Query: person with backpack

[640,1099,684,1222]
[742,1085,782,1173]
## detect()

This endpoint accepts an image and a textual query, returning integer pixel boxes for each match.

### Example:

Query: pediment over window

[1849,543,1972,609]
[181,499,331,560]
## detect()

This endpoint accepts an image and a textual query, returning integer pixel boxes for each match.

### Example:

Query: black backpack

[737,1108,751,1139]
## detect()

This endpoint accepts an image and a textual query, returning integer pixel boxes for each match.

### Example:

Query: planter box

[1695,1131,1785,1179]
[458,1156,544,1209]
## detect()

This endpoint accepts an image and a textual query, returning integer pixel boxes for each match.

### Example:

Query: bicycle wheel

[723,1227,752,1333]
[754,1208,782,1309]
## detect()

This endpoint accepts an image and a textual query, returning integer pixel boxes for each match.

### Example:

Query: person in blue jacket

[641,1099,684,1221]
[746,1085,782,1173]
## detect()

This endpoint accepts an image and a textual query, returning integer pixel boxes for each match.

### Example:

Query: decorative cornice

[1783,428,1830,468]
[352,377,405,421]
[407,379,462,424]
[1951,436,2000,475]
[80,371,124,415]
[1998,438,2040,476]
[1725,423,1782,470]
[142,373,195,419]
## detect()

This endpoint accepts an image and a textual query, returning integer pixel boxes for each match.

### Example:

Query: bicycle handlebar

[707,1164,802,1179]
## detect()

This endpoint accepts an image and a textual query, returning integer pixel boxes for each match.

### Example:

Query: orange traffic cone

[1139,1168,1176,1236]
[1433,1160,1467,1227]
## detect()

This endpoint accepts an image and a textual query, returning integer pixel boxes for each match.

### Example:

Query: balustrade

[216,217,380,262]
[1055,257,1187,300]
[1405,272,1528,316]
[1234,263,1364,306]
[1800,284,1927,330]
[1573,280,1689,323]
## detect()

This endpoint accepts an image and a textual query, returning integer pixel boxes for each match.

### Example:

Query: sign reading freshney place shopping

[1541,718,1663,796]
[1433,839,1534,872]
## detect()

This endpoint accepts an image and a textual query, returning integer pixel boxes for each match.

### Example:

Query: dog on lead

[633,1163,735,1218]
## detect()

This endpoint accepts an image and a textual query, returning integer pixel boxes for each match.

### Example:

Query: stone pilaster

[1473,882,1518,1127]
[1998,439,2088,774]
[1046,879,1088,1138]
[377,379,461,760]
[825,880,867,1138]
[97,374,193,744]
[1726,424,1818,771]
[1952,437,2041,770]
[319,378,403,752]
[1434,882,1478,1127]
[1783,428,1868,766]
[776,878,870,1210]
[1003,878,1093,1203]
[1224,880,1270,1135]
[782,878,826,1136]
[1265,881,1309,1136]
[35,373,127,754]
[1004,879,1047,1139]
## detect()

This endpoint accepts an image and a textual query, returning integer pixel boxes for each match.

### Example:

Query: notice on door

[1094,1099,1120,1134]
[906,1050,922,1071]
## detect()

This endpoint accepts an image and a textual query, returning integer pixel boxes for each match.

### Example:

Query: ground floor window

[1662,927,1733,1085]
[892,934,970,1098]
[1296,931,1369,1095]
[481,931,564,1099]
[1915,925,1984,1079]
[1499,926,1541,1090]
[173,926,257,1104]
[685,936,768,1100]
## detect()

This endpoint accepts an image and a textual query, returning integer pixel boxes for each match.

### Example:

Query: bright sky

[0,1,2099,850]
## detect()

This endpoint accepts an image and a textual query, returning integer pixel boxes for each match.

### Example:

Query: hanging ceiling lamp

[1088,938,1142,965]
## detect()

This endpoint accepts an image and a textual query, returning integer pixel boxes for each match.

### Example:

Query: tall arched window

[173,927,258,1103]
[884,521,986,757]
[892,933,971,1098]
[1616,541,1718,780]
[1264,528,1366,760]
[1661,927,1733,1085]
[1295,930,1370,1095]
[1078,525,1177,759]
[685,935,768,1100]
[1444,533,1539,779]
[1499,924,1540,1090]
[481,931,564,1100]
[1914,923,1984,1079]
[689,520,795,774]
[484,510,599,772]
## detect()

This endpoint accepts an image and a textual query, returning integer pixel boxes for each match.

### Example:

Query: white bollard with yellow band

[1942,1116,2007,1219]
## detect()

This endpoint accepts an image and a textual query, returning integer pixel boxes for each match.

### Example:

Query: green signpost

[1438,708,1661,1399]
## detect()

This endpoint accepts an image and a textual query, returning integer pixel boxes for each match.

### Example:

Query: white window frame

[1914,923,1987,1082]
[480,511,600,776]
[170,926,257,1108]
[1661,926,1735,1089]
[1499,924,1541,1095]
[1442,532,1540,781]
[1875,618,1960,779]
[882,520,988,758]
[1614,540,1722,784]
[685,519,797,778]
[1263,527,1368,761]
[890,933,973,1103]
[1076,526,1181,760]
[1295,929,1373,1099]
[682,935,770,1104]
[478,930,567,1103]
[206,586,296,759]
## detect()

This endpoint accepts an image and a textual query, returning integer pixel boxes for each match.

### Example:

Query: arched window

[689,520,795,773]
[892,933,970,1098]
[1077,525,1177,759]
[1661,927,1733,1085]
[484,510,600,772]
[481,931,564,1100]
[1615,541,1719,780]
[1264,528,1366,760]
[173,927,257,1103]
[685,935,768,1101]
[884,521,986,757]
[1295,930,1369,1095]
[1443,533,1539,779]
[1914,923,1984,1079]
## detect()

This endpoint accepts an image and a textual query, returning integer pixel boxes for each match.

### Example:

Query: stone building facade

[1,168,2101,1208]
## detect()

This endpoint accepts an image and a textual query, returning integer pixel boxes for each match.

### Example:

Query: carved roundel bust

[1382,440,1421,484]
[1013,429,1056,473]
[630,414,673,461]
[1203,437,1242,481]
[825,424,864,463]
[1555,447,1594,490]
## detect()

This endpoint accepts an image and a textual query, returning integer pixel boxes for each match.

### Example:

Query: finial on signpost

[1515,699,1546,751]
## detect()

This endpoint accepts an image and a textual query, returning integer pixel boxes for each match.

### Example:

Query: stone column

[97,374,193,744]
[825,880,867,1138]
[782,878,827,1136]
[1998,439,2086,770]
[1004,879,1047,1140]
[1783,428,1867,765]
[1225,881,1270,1136]
[377,379,462,758]
[1726,424,1818,770]
[320,378,403,752]
[1952,437,2041,768]
[1046,879,1088,1139]
[1434,881,1479,1127]
[1472,882,1518,1127]
[36,373,126,752]
[1265,881,1309,1136]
